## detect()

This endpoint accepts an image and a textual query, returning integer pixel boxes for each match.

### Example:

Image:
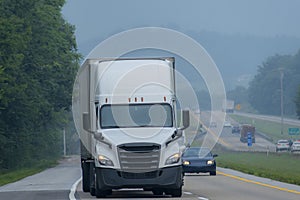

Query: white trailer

[73,57,189,198]
[223,99,235,113]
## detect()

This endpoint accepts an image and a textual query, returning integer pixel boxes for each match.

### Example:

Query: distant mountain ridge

[77,28,300,90]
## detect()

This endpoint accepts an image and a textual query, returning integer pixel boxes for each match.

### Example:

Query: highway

[1,112,299,199]
[192,111,276,152]
[0,156,81,200]
[1,155,299,200]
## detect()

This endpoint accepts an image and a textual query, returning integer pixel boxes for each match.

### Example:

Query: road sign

[247,132,252,146]
[235,104,241,110]
[288,128,300,135]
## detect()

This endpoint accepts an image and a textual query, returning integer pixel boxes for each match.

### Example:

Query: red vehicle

[240,124,255,143]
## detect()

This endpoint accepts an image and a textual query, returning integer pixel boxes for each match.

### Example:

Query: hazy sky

[63,0,300,51]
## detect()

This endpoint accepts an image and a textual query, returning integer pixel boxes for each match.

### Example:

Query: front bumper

[183,164,216,173]
[96,165,182,190]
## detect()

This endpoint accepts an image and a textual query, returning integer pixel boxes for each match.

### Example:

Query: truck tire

[81,161,90,192]
[89,163,96,196]
[170,186,182,197]
[95,168,112,198]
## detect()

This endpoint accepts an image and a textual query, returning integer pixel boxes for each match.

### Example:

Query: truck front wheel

[170,186,182,197]
[95,168,112,198]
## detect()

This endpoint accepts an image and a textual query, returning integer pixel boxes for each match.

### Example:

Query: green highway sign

[288,128,300,135]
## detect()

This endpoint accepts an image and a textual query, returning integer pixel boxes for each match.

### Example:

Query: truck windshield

[100,103,173,129]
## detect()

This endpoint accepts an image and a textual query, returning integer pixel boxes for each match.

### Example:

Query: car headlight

[183,160,190,165]
[207,160,214,165]
[165,153,180,165]
[98,155,114,166]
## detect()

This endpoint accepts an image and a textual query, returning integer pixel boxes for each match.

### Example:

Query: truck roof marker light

[128,98,131,102]
[135,97,137,102]
[164,96,166,102]
[105,98,108,103]
[141,97,144,102]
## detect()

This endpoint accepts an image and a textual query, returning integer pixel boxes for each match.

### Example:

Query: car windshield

[100,103,173,129]
[183,148,212,158]
[278,140,289,144]
[294,142,300,145]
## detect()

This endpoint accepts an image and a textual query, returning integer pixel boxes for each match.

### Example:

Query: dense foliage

[248,50,300,116]
[0,0,80,170]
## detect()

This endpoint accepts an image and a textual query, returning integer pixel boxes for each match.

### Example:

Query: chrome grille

[118,143,160,173]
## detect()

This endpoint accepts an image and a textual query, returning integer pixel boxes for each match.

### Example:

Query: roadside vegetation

[0,160,57,186]
[215,150,300,186]
[0,0,80,185]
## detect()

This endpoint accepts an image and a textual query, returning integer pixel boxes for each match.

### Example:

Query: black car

[232,125,240,134]
[182,147,218,176]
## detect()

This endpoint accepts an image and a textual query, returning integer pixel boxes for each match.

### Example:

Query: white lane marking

[198,197,209,200]
[69,177,82,200]
[184,191,193,195]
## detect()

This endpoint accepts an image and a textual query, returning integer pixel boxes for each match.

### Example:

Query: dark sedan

[182,147,218,176]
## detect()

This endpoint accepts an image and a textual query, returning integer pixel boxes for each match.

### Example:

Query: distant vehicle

[222,99,235,113]
[223,121,232,127]
[276,140,291,152]
[240,124,255,143]
[291,141,300,153]
[182,147,218,176]
[209,122,217,128]
[232,125,240,134]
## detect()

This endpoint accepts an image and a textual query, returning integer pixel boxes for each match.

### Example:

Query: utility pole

[63,128,66,156]
[279,68,284,135]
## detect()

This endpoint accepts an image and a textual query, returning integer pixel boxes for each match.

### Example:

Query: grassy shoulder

[215,150,300,185]
[0,159,58,186]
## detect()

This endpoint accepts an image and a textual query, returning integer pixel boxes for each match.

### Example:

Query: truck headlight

[207,160,214,165]
[165,153,180,165]
[98,155,114,166]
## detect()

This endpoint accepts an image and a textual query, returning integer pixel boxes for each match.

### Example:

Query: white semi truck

[73,57,189,198]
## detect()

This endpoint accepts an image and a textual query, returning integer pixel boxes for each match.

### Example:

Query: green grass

[215,150,300,185]
[230,114,300,142]
[0,159,58,186]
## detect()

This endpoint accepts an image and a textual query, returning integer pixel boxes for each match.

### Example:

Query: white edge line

[198,197,209,200]
[184,191,193,195]
[69,177,82,200]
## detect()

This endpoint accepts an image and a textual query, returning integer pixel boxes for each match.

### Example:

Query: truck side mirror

[83,112,91,132]
[182,110,190,129]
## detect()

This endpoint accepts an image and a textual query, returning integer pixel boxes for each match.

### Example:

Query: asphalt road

[77,168,300,200]
[191,111,276,152]
[0,156,81,200]
[1,155,300,200]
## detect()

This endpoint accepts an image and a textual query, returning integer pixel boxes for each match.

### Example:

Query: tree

[0,0,80,169]
[248,51,300,116]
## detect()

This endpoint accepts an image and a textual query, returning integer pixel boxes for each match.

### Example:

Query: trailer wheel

[81,161,90,192]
